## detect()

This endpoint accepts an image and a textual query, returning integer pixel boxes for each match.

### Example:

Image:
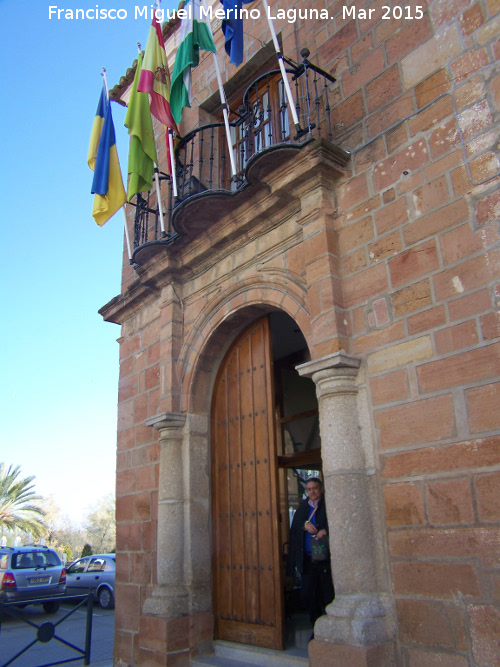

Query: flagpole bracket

[231,105,248,123]
[291,48,337,85]
[293,123,314,141]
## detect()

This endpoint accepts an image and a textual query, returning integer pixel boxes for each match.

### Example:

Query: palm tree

[0,463,46,537]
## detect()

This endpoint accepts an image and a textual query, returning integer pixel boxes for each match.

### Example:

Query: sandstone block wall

[104,1,500,663]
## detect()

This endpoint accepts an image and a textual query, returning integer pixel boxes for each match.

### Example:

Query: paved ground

[0,599,114,667]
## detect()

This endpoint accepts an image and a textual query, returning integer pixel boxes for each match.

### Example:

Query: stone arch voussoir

[179,279,310,413]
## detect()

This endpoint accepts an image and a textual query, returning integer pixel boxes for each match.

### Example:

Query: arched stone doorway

[210,310,324,651]
[144,302,395,663]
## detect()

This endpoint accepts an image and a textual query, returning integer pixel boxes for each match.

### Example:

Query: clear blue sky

[1,0,178,524]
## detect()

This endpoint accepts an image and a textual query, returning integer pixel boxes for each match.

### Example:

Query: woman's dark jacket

[286,496,329,576]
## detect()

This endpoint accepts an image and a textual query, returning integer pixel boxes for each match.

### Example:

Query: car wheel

[43,601,61,614]
[98,587,114,610]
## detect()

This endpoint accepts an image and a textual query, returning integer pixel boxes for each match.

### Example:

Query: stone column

[143,412,188,617]
[297,352,396,664]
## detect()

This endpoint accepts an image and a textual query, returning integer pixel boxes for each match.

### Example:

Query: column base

[317,594,395,644]
[143,584,189,617]
[309,594,396,666]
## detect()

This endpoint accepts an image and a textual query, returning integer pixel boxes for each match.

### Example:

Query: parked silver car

[65,554,115,609]
[0,545,66,613]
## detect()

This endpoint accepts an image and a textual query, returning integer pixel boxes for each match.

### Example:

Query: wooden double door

[211,317,284,650]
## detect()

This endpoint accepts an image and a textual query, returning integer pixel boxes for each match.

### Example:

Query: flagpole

[261,0,301,132]
[101,67,109,101]
[201,0,238,178]
[102,69,133,261]
[122,207,133,261]
[168,129,178,198]
[151,167,167,236]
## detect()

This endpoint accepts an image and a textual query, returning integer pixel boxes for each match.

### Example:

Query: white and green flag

[170,0,216,123]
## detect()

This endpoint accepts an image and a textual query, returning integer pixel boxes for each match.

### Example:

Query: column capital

[297,352,362,400]
[296,351,361,378]
[145,412,186,433]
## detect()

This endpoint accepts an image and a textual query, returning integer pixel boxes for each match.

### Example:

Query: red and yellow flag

[137,13,177,133]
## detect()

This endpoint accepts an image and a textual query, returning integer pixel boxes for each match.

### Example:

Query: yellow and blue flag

[88,86,126,226]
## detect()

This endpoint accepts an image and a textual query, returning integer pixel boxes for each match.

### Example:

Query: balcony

[131,49,347,266]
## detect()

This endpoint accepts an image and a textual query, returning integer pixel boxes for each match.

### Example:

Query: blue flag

[221,0,253,66]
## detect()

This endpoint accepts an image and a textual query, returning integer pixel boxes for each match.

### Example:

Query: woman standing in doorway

[286,477,335,637]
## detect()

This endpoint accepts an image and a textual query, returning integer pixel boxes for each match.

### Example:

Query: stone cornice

[98,279,159,325]
[99,138,350,326]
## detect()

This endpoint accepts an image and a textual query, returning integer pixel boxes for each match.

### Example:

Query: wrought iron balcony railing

[131,49,337,261]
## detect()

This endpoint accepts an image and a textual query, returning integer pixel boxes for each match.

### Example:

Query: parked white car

[65,554,115,609]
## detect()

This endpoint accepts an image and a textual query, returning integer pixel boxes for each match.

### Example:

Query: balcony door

[211,316,284,650]
[225,71,292,187]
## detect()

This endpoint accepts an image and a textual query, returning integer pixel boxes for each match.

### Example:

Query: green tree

[63,543,72,562]
[38,495,63,549]
[83,495,116,554]
[37,494,86,561]
[81,543,93,557]
[0,463,45,537]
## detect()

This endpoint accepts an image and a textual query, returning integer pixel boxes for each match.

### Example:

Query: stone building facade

[101,0,500,664]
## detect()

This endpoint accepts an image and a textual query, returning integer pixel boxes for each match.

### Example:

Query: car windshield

[12,551,61,569]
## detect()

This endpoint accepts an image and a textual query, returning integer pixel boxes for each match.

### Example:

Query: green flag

[170,0,216,124]
[124,51,158,201]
